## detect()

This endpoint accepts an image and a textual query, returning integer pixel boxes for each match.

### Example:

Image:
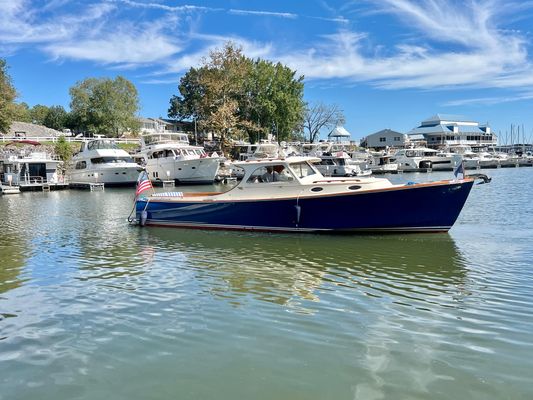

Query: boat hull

[136,179,474,233]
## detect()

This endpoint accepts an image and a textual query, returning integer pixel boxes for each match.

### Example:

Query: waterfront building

[139,118,193,135]
[408,114,497,149]
[360,129,407,149]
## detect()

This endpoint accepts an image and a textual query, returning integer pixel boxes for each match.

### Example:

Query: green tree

[30,104,50,125]
[43,105,68,131]
[169,42,305,148]
[69,76,140,137]
[0,59,17,133]
[54,135,73,161]
[12,102,32,123]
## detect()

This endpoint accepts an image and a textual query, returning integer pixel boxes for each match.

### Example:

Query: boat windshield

[87,140,118,151]
[91,156,134,164]
[289,161,318,178]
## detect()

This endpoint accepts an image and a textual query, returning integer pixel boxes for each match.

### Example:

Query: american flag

[136,170,153,196]
[454,159,465,179]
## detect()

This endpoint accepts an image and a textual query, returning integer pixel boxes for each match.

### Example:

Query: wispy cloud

[278,0,533,92]
[2,0,533,97]
[444,91,533,106]
[229,9,298,19]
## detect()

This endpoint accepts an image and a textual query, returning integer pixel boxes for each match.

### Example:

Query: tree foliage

[30,104,50,125]
[12,102,32,123]
[69,76,140,137]
[0,59,17,133]
[44,105,68,131]
[169,43,305,149]
[54,135,74,161]
[303,102,345,143]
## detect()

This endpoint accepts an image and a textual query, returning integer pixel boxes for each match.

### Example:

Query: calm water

[1,169,532,400]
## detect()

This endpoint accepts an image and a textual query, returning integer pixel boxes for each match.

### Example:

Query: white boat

[476,151,500,169]
[300,143,370,177]
[134,132,223,184]
[67,139,141,186]
[390,147,456,171]
[364,150,399,173]
[447,145,480,169]
[0,140,63,189]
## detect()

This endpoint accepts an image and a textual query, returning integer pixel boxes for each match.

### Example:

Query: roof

[409,125,493,135]
[366,128,404,137]
[421,114,475,125]
[328,126,351,138]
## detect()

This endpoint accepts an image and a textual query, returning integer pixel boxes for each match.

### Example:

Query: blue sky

[2,0,533,142]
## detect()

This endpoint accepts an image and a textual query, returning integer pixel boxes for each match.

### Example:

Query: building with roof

[139,118,193,135]
[360,129,408,149]
[408,114,497,149]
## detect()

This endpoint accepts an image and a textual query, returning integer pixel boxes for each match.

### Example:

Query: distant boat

[134,132,223,184]
[0,141,63,188]
[391,147,456,171]
[67,139,141,186]
[132,156,481,233]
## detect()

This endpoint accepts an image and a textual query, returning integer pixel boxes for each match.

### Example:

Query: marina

[1,168,532,399]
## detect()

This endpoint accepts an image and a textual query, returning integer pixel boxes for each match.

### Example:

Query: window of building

[379,137,386,142]
[394,137,401,141]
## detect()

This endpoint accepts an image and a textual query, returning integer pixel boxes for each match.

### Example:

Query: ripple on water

[1,176,533,399]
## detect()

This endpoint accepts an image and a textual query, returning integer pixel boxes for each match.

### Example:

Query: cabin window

[311,187,323,192]
[348,185,361,191]
[289,162,317,178]
[75,161,86,169]
[91,157,134,164]
[247,164,293,183]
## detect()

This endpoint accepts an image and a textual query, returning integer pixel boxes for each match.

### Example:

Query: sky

[2,0,533,142]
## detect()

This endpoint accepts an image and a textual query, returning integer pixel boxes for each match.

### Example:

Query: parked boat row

[2,137,531,195]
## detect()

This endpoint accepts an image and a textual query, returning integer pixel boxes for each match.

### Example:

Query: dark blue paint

[136,180,475,232]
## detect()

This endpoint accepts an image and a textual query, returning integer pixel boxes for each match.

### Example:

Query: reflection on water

[1,169,533,400]
[143,228,467,312]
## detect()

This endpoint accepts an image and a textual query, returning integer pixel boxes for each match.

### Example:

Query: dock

[69,182,105,191]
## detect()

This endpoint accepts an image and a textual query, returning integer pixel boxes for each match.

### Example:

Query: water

[1,169,532,399]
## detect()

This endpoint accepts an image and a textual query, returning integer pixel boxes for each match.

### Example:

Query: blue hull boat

[133,157,480,233]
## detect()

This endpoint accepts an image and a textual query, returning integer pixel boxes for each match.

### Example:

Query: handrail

[0,135,140,145]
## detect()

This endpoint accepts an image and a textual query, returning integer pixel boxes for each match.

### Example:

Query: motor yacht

[68,139,141,186]
[135,132,223,184]
[132,156,485,233]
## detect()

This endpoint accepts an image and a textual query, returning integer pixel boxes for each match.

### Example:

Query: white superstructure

[67,139,141,186]
[135,132,222,184]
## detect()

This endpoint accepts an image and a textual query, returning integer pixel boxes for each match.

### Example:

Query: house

[408,114,497,149]
[139,118,194,134]
[360,129,407,149]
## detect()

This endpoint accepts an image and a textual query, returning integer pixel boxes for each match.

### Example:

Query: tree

[54,135,73,161]
[30,104,50,125]
[169,42,305,149]
[303,102,345,143]
[0,59,17,133]
[12,102,32,123]
[43,105,68,131]
[69,76,140,137]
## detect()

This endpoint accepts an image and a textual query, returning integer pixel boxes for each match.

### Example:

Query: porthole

[311,187,323,192]
[348,185,361,190]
